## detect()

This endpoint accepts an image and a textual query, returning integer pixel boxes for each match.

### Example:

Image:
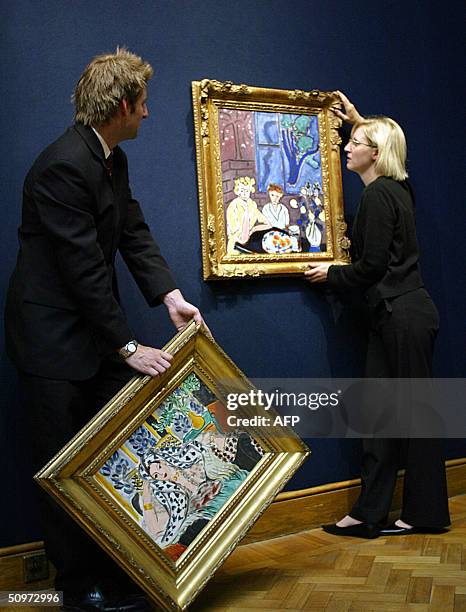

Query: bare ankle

[395,519,413,529]
[336,515,363,527]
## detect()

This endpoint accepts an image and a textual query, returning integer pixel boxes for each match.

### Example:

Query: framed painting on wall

[36,321,309,611]
[192,79,350,280]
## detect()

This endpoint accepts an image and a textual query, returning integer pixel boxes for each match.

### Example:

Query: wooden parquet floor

[191,494,466,612]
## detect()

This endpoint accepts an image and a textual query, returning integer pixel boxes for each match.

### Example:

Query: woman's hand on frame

[304,262,332,283]
[331,90,364,124]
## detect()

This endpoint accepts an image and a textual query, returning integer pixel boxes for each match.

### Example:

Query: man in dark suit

[5,48,208,611]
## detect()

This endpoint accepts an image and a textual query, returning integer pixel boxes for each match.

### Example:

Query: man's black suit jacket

[5,124,177,380]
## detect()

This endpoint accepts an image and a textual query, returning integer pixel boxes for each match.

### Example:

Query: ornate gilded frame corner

[192,79,350,280]
[36,321,309,611]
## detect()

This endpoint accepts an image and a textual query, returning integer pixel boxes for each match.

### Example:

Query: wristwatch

[118,339,139,359]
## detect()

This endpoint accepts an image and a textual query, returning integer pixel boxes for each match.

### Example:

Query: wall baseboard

[1,458,465,591]
[0,542,54,592]
[242,457,466,544]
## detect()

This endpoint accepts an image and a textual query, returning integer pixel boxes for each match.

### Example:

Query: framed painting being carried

[36,322,309,611]
[192,79,350,280]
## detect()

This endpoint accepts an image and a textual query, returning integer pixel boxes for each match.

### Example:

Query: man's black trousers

[21,355,135,594]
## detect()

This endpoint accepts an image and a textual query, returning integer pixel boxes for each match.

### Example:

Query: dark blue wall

[1,0,465,547]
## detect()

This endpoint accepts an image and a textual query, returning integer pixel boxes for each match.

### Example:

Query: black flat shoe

[322,522,380,539]
[380,522,449,536]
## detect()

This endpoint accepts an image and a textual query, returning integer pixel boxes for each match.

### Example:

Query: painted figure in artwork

[261,184,290,230]
[139,438,247,556]
[226,176,271,254]
[98,373,264,561]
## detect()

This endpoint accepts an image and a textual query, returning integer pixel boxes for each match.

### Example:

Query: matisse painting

[95,372,263,562]
[220,109,327,256]
[36,323,309,610]
[192,79,350,279]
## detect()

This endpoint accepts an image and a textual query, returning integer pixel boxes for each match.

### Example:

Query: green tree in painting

[280,114,320,186]
[156,373,202,432]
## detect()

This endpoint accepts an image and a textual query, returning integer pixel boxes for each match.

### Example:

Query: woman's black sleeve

[327,184,396,290]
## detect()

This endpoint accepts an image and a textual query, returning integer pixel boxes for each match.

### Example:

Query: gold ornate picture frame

[36,322,309,611]
[192,79,350,280]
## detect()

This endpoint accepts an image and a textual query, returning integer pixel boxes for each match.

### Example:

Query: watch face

[119,340,138,359]
[127,341,137,354]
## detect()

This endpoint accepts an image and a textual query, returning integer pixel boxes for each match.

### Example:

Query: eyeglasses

[348,137,377,149]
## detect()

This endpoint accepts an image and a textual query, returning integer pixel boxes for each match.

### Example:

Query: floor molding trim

[243,457,466,544]
[1,458,465,589]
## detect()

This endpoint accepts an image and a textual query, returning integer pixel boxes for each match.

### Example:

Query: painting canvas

[95,371,264,562]
[36,322,309,611]
[192,79,350,279]
[221,109,327,255]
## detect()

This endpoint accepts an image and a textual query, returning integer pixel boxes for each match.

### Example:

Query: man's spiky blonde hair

[73,47,153,126]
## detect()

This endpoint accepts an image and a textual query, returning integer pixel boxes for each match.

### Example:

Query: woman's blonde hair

[73,47,153,126]
[234,176,256,195]
[352,116,408,181]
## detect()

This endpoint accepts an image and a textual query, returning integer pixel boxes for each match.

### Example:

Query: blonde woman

[306,92,450,538]
[226,176,270,253]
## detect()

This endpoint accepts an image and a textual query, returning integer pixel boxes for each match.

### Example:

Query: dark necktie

[105,152,113,178]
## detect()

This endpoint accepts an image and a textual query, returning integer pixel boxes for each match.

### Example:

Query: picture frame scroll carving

[192,79,350,280]
[36,321,309,611]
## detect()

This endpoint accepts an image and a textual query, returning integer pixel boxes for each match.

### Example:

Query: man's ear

[119,97,130,116]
